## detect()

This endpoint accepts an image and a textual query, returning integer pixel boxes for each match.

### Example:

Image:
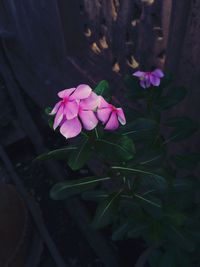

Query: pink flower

[133,69,164,89]
[50,83,126,139]
[60,92,99,139]
[97,97,126,130]
[50,84,100,139]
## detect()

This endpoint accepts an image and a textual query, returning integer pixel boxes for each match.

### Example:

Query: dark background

[0,1,200,266]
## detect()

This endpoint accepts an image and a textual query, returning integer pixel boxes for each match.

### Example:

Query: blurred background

[0,1,199,266]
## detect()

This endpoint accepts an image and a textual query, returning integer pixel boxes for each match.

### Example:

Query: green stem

[162,132,180,145]
[147,90,153,114]
[111,166,157,177]
[81,131,88,138]
[94,128,99,139]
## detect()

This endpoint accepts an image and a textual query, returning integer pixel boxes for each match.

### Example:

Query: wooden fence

[0,0,200,147]
[0,1,200,265]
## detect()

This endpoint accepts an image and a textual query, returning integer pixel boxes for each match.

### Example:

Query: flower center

[78,104,83,113]
[111,105,117,112]
[63,97,69,104]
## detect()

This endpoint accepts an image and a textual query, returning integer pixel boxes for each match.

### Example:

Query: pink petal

[133,71,145,78]
[152,69,164,78]
[98,96,111,109]
[117,108,126,125]
[150,75,160,86]
[97,107,112,124]
[50,101,62,115]
[70,84,92,100]
[79,110,98,130]
[64,100,79,120]
[80,92,100,110]
[140,78,151,89]
[105,112,119,131]
[53,105,64,130]
[58,88,76,98]
[140,80,146,88]
[60,117,82,139]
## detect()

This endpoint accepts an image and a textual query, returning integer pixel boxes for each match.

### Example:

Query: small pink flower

[51,84,100,139]
[133,69,164,89]
[97,97,126,130]
[60,92,99,139]
[50,84,92,130]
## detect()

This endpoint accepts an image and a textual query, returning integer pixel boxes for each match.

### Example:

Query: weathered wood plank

[0,0,89,107]
[165,0,191,74]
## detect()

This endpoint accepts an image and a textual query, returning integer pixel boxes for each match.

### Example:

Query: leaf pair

[121,118,158,143]
[51,175,122,229]
[164,116,199,142]
[95,135,135,162]
[155,86,187,111]
[173,153,200,170]
[50,176,111,200]
[36,137,91,171]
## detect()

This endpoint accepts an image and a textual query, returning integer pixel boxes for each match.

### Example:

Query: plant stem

[134,245,158,267]
[95,128,99,139]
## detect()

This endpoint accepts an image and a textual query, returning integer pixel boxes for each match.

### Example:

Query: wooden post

[166,0,200,117]
[165,0,200,154]
[165,0,191,75]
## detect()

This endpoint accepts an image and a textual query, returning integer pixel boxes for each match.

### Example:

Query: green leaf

[121,118,158,142]
[122,118,157,135]
[127,223,149,238]
[45,107,52,115]
[164,116,199,142]
[124,75,146,99]
[35,146,77,161]
[156,87,187,111]
[94,80,110,100]
[185,225,200,244]
[48,116,54,129]
[134,194,162,209]
[159,250,176,267]
[92,190,122,229]
[175,248,191,267]
[131,194,162,220]
[133,148,166,168]
[112,220,135,241]
[111,166,166,185]
[165,116,197,128]
[68,137,91,170]
[160,73,173,89]
[119,196,141,213]
[148,221,163,242]
[122,192,163,220]
[148,249,163,267]
[45,107,54,128]
[50,176,111,200]
[164,210,186,227]
[118,136,136,159]
[140,173,167,192]
[171,178,197,193]
[81,190,108,202]
[173,153,200,170]
[165,225,195,252]
[96,135,135,161]
[122,107,143,122]
[168,178,197,210]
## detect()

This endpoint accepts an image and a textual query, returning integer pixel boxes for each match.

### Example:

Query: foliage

[40,75,200,266]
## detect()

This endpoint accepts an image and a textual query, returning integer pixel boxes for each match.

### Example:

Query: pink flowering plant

[133,69,164,88]
[39,71,200,266]
[50,84,126,138]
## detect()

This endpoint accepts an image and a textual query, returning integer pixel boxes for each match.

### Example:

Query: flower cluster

[50,84,126,139]
[133,69,164,89]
